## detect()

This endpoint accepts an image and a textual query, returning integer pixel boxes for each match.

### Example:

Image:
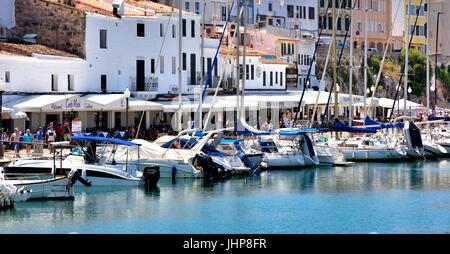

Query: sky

[392,0,405,36]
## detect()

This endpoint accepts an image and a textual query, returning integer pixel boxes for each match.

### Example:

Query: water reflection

[0,159,449,233]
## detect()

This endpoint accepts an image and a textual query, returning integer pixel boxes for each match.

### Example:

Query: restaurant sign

[45,97,100,111]
[286,68,298,84]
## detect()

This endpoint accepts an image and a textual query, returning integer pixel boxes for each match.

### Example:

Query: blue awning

[71,135,140,146]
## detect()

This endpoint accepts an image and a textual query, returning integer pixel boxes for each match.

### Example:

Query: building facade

[353,0,392,51]
[403,0,427,52]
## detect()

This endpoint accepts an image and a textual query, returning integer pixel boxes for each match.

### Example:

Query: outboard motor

[143,166,160,189]
[193,153,222,179]
[67,169,92,187]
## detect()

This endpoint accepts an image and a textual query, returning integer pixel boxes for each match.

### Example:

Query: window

[5,71,10,83]
[191,20,195,38]
[68,74,74,91]
[287,5,294,18]
[296,6,300,19]
[160,23,164,37]
[221,6,227,21]
[182,19,187,37]
[101,75,107,92]
[280,72,283,86]
[160,56,164,74]
[251,65,254,80]
[185,2,190,10]
[268,3,272,12]
[246,64,249,80]
[337,17,342,30]
[137,23,145,37]
[172,24,176,38]
[100,29,107,49]
[195,2,200,14]
[172,56,176,74]
[320,0,325,8]
[51,74,58,91]
[268,19,273,26]
[263,71,266,86]
[239,64,243,80]
[182,53,187,70]
[151,59,155,74]
[308,7,315,20]
[328,15,333,30]
[275,72,278,84]
[270,72,273,86]
[345,16,350,30]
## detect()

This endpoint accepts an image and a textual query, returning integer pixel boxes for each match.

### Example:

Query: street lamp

[0,79,4,158]
[408,86,412,94]
[123,87,131,137]
[434,11,444,110]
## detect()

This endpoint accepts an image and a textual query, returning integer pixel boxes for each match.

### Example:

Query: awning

[161,96,258,113]
[83,94,163,111]
[14,95,103,112]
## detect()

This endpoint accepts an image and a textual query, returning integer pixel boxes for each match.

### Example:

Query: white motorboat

[123,129,234,179]
[246,136,305,169]
[4,139,146,187]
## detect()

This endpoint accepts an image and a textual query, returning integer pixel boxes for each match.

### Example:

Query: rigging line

[323,0,358,119]
[367,0,402,114]
[309,0,346,127]
[135,11,174,139]
[388,0,424,121]
[203,2,245,130]
[293,2,331,123]
[191,0,236,129]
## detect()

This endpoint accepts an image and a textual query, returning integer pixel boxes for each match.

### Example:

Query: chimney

[113,0,125,18]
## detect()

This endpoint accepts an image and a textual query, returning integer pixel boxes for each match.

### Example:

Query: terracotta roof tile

[0,41,78,58]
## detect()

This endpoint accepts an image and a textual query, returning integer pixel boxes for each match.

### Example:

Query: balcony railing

[130,76,158,92]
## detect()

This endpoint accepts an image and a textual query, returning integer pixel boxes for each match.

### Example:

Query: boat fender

[171,166,177,180]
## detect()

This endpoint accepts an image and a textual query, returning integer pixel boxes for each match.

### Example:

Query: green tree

[437,64,450,87]
[399,48,432,97]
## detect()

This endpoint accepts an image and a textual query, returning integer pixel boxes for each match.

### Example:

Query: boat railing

[4,173,54,182]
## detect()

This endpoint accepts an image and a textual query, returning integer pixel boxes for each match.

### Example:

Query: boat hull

[10,177,74,200]
[341,147,407,161]
[265,152,305,168]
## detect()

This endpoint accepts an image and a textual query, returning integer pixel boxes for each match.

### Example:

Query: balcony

[129,76,159,100]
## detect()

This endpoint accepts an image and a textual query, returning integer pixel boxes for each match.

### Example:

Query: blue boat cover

[428,116,450,121]
[364,117,404,129]
[71,135,140,146]
[334,119,378,133]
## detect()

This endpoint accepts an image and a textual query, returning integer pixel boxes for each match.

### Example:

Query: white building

[253,0,318,36]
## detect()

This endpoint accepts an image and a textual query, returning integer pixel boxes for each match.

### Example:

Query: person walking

[0,128,8,157]
[47,123,56,154]
[9,128,21,158]
[35,126,44,154]
[63,120,71,141]
[23,129,33,156]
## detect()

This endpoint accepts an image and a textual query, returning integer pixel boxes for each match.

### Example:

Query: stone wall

[11,0,86,58]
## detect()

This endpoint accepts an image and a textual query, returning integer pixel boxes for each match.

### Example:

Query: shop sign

[72,120,82,133]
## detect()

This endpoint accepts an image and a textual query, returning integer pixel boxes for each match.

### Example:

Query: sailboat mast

[241,0,247,122]
[426,0,430,116]
[198,0,205,130]
[349,0,354,124]
[405,0,411,115]
[332,0,338,121]
[178,0,183,131]
[363,0,369,119]
[235,0,241,130]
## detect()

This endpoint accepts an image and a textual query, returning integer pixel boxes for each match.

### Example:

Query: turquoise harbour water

[1,159,450,234]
